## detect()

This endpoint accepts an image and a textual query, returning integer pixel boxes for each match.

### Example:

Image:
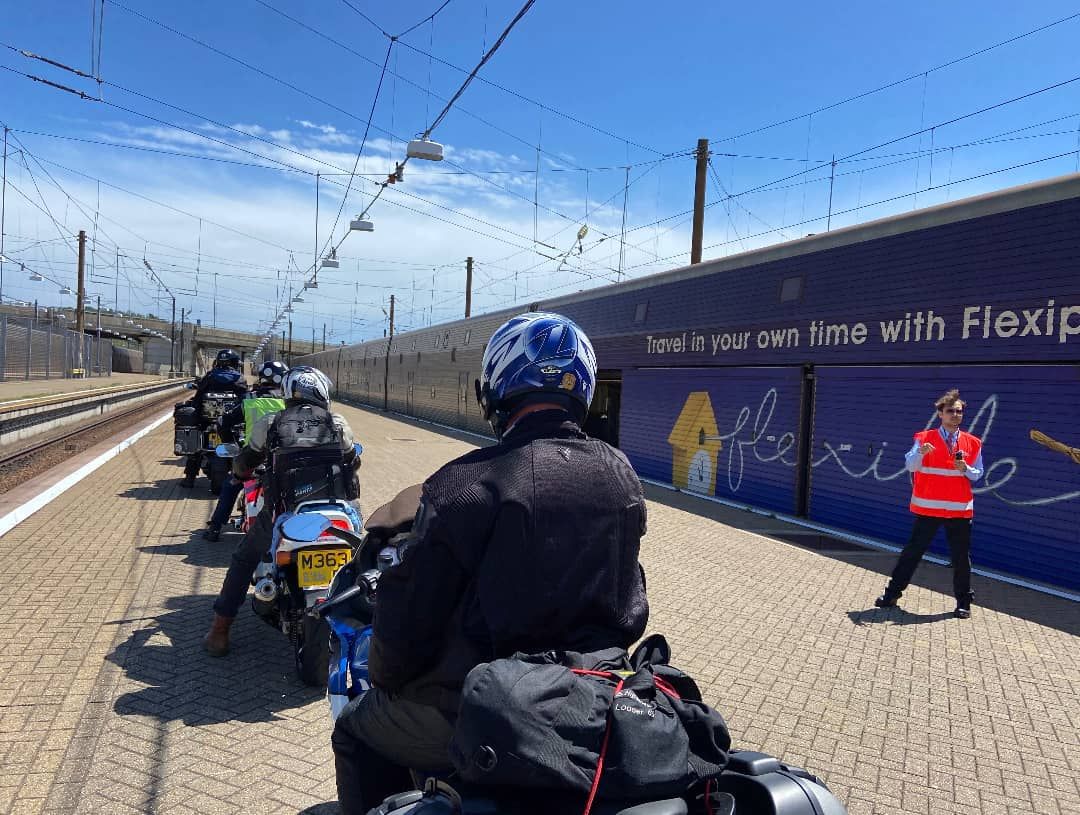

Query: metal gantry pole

[0,126,8,305]
[170,295,176,375]
[76,230,87,375]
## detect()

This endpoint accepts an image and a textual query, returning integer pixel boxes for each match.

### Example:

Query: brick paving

[0,403,1075,814]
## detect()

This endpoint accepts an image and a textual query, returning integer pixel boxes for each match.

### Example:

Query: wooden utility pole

[826,154,837,232]
[287,320,293,364]
[690,139,709,265]
[465,256,473,318]
[76,230,87,375]
[179,307,186,374]
[382,294,395,411]
[322,322,326,350]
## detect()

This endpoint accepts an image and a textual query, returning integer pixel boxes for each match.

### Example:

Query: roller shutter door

[621,367,803,514]
[809,365,1080,591]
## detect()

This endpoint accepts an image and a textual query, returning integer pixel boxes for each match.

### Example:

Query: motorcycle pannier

[174,427,202,456]
[173,404,201,455]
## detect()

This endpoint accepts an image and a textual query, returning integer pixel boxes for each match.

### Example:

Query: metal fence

[0,315,114,381]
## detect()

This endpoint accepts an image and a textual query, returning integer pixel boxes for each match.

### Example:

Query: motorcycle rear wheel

[296,614,331,687]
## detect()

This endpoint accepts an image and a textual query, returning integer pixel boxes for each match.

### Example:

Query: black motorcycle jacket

[188,368,248,416]
[369,409,650,714]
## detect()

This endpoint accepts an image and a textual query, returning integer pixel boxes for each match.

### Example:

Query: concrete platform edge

[0,410,172,538]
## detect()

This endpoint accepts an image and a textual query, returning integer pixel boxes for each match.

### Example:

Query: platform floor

[0,403,1076,815]
[0,373,169,404]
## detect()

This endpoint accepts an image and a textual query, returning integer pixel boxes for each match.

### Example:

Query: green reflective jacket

[243,396,286,438]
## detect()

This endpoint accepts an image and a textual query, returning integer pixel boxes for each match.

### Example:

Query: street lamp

[406,138,444,161]
[320,248,340,270]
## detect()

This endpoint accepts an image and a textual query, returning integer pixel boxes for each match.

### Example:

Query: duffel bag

[173,404,198,428]
[449,645,731,804]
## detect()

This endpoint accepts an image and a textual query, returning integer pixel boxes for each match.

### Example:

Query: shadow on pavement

[846,608,955,627]
[117,474,219,501]
[106,592,323,725]
[644,484,1080,636]
[297,804,340,815]
[138,527,239,569]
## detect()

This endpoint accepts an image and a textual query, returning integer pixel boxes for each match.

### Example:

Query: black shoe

[180,477,196,489]
[954,606,971,619]
[874,593,899,608]
[204,525,221,542]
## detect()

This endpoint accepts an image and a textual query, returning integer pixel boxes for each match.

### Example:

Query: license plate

[296,548,351,589]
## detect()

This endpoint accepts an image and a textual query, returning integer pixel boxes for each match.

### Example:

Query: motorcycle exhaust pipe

[252,578,278,618]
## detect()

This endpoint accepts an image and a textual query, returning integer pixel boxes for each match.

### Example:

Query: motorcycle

[285,484,420,718]
[236,465,266,533]
[217,442,364,686]
[281,497,849,815]
[197,391,242,494]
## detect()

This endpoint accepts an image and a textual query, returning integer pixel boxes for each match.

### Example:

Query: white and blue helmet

[281,365,333,409]
[476,312,596,436]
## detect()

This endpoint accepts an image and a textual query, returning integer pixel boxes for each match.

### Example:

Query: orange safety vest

[909,428,982,518]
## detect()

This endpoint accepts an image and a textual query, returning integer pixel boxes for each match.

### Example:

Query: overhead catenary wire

[703,10,1080,149]
[93,6,601,231]
[17,23,648,245]
[578,70,1080,250]
[5,10,1077,328]
[337,2,666,156]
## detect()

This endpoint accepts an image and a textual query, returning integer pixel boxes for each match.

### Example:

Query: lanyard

[942,427,959,455]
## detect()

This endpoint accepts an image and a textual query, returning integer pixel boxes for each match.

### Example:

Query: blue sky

[2,1,1079,342]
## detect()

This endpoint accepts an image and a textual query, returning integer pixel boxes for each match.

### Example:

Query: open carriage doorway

[584,370,622,447]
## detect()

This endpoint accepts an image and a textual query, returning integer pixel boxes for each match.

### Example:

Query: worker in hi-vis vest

[203,360,288,541]
[875,388,984,619]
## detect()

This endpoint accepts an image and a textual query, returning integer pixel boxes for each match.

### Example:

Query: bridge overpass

[0,304,318,376]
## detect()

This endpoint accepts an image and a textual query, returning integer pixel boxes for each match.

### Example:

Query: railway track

[0,391,180,492]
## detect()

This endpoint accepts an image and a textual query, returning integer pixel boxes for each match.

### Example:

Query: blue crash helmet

[476,311,597,436]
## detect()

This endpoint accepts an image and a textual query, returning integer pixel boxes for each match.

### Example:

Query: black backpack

[267,404,357,509]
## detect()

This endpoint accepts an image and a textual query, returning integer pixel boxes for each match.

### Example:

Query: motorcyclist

[331,312,650,815]
[180,348,249,489]
[203,365,360,657]
[203,360,289,541]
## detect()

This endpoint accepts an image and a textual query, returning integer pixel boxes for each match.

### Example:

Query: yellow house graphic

[668,391,722,494]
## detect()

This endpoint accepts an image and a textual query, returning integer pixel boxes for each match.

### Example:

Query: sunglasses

[942,408,964,415]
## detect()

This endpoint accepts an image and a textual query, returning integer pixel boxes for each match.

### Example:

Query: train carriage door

[585,370,622,447]
[458,371,470,419]
[406,371,415,416]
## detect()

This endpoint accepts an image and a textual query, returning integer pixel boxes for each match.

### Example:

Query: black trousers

[183,453,202,480]
[332,687,456,815]
[885,514,974,604]
[212,505,272,618]
[208,475,244,530]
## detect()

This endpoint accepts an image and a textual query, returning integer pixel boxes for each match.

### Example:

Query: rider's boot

[203,613,234,657]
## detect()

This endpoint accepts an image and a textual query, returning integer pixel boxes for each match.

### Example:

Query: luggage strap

[569,667,684,815]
